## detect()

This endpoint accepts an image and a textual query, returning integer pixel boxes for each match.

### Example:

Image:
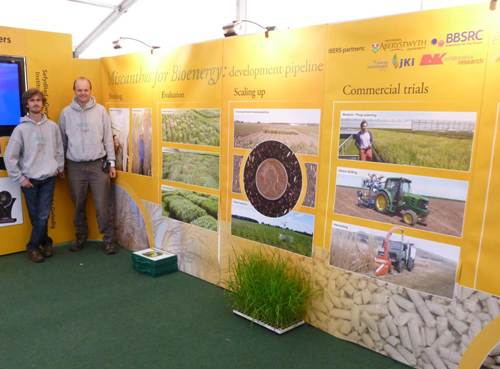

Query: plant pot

[233,309,304,334]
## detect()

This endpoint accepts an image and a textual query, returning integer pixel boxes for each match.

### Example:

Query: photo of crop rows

[163,149,219,189]
[162,109,220,146]
[233,108,320,155]
[338,111,475,171]
[162,187,218,231]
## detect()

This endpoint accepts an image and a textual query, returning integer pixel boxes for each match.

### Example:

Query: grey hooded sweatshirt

[5,114,64,184]
[59,96,115,164]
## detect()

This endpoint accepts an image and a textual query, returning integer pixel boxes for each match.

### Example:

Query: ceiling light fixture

[112,37,160,54]
[222,20,276,38]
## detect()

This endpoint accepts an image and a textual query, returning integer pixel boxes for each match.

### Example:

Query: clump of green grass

[226,252,313,329]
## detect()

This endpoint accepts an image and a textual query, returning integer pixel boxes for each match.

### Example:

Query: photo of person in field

[338,110,476,170]
[354,120,373,161]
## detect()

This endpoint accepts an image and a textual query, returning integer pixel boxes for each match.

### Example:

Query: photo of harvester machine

[374,226,416,276]
[357,175,429,226]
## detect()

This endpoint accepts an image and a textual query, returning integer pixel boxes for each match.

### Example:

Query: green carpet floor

[0,243,411,369]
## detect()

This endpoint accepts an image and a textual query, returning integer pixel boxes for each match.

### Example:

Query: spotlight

[112,39,122,49]
[223,23,238,38]
[111,37,160,54]
[222,20,276,38]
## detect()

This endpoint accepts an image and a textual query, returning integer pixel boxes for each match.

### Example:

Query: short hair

[73,77,92,91]
[22,88,46,108]
[360,120,368,128]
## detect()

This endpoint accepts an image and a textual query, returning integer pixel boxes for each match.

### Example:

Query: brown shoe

[103,242,117,255]
[39,237,54,257]
[70,239,86,252]
[39,244,53,257]
[27,249,44,263]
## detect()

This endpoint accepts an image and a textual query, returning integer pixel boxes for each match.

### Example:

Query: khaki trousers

[66,159,113,243]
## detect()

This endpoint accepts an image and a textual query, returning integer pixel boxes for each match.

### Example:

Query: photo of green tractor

[356,175,429,226]
[334,167,467,237]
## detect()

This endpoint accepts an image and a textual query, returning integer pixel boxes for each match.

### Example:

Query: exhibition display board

[1,5,499,369]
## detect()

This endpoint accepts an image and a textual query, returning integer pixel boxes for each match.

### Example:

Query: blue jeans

[21,176,56,251]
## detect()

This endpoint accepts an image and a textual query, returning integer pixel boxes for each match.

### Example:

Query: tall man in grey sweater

[5,88,64,263]
[59,77,117,255]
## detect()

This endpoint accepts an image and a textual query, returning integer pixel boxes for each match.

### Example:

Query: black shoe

[70,239,86,252]
[104,242,117,255]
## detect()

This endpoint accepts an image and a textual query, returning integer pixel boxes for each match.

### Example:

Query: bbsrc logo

[420,53,446,66]
[432,30,484,47]
[392,54,415,69]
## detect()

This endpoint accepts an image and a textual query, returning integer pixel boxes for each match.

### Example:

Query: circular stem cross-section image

[243,140,302,217]
[256,158,289,201]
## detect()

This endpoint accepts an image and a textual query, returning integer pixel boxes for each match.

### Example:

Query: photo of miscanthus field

[163,148,219,189]
[162,186,218,231]
[162,108,220,146]
[234,108,320,154]
[231,200,314,257]
[338,110,476,171]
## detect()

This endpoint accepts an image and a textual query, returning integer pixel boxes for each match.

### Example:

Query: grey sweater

[5,114,64,183]
[59,97,115,164]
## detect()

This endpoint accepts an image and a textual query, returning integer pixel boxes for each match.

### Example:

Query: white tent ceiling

[0,0,488,59]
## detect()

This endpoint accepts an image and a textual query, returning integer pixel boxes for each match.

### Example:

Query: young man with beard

[5,88,64,262]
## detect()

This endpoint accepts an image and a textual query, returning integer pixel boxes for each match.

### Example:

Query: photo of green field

[231,200,314,257]
[162,109,220,146]
[162,186,218,231]
[340,129,473,170]
[234,108,321,154]
[163,148,219,189]
[338,110,476,171]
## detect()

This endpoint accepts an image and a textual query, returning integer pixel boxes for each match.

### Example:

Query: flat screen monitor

[0,55,26,137]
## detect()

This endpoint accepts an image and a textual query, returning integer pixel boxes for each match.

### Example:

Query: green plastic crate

[131,249,178,277]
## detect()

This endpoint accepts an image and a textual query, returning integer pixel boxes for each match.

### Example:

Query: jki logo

[392,54,415,69]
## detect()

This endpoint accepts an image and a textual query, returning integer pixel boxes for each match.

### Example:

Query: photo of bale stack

[309,249,500,369]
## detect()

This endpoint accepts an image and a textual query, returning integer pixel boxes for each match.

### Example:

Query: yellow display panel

[474,11,500,295]
[220,26,327,269]
[323,5,492,291]
[1,26,80,254]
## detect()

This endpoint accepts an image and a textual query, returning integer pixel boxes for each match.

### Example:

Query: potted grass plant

[226,252,313,334]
